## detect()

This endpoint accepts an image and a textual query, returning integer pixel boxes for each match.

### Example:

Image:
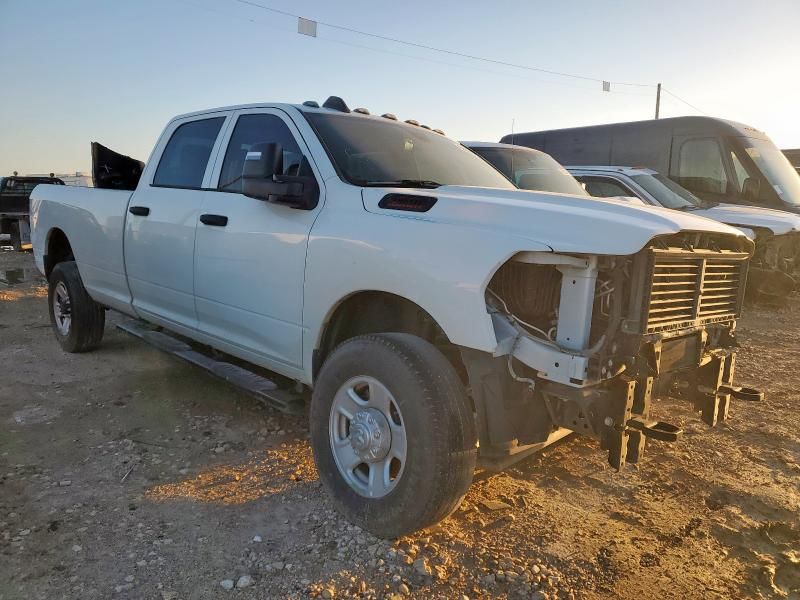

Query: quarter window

[218,114,308,193]
[153,117,225,188]
[678,138,728,195]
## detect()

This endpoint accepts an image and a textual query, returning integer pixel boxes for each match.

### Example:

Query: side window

[578,176,634,198]
[678,138,728,195]
[730,150,750,192]
[153,117,225,188]
[218,114,309,193]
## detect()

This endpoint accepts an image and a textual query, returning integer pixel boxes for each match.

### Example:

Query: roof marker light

[405,119,419,126]
[353,107,370,115]
[381,113,398,120]
[322,96,351,113]
[302,100,320,108]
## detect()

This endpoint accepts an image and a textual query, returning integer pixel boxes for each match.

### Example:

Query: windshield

[304,112,515,189]
[630,173,702,210]
[470,146,588,196]
[737,137,800,206]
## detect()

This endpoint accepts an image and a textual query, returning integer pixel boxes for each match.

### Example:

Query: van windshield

[304,112,515,190]
[737,137,800,206]
[468,146,588,196]
[630,173,703,210]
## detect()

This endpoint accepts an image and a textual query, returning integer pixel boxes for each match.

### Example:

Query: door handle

[200,214,228,227]
[129,206,150,216]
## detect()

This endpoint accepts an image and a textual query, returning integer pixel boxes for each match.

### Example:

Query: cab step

[116,319,306,415]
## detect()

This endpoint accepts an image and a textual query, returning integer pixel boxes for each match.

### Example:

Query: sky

[1,0,799,174]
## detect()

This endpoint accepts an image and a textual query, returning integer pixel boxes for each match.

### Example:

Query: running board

[116,320,306,415]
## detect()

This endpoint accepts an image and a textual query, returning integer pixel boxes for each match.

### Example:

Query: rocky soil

[1,248,798,599]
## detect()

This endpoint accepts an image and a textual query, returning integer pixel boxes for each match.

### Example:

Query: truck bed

[30,184,134,312]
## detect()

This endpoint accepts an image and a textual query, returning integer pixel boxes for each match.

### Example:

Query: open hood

[692,203,800,236]
[362,185,748,256]
[91,142,144,191]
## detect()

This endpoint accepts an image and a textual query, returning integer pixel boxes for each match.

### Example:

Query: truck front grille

[643,250,748,334]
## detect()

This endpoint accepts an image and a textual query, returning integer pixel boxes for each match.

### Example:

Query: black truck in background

[503,116,800,215]
[0,174,64,250]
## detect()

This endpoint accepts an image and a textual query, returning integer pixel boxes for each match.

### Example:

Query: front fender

[301,192,552,382]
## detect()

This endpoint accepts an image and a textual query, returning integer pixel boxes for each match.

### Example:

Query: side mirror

[242,142,319,210]
[742,177,760,202]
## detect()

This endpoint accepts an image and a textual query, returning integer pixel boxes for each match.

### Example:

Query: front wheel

[48,261,105,353]
[310,333,477,538]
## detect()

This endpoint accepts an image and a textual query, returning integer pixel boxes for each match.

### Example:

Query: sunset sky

[2,0,799,174]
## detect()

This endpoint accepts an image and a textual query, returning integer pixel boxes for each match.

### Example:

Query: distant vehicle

[461,141,587,196]
[567,165,800,297]
[464,142,800,297]
[30,97,760,537]
[783,149,800,176]
[502,116,800,215]
[0,174,64,250]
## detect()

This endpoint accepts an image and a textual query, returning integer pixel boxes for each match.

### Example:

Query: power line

[661,87,708,115]
[175,0,655,98]
[232,0,655,88]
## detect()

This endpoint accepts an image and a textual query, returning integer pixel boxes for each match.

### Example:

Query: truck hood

[689,203,800,236]
[362,185,747,255]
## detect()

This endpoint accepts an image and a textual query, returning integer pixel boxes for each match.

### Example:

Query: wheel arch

[313,290,467,383]
[43,227,74,279]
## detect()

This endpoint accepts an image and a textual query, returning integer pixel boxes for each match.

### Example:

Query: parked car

[0,174,64,250]
[32,97,761,537]
[464,142,799,297]
[566,166,800,296]
[502,116,800,215]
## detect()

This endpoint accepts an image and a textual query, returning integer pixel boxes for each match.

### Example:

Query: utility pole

[655,83,662,119]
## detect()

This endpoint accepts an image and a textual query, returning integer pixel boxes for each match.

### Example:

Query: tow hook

[626,418,682,443]
[717,384,764,402]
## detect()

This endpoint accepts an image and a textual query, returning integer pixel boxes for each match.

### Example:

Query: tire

[310,333,477,538]
[47,261,105,353]
[10,221,22,252]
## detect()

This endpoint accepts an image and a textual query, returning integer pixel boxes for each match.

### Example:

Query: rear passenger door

[124,114,228,331]
[193,108,324,372]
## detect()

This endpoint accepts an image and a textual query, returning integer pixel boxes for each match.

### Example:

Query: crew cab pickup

[32,97,761,537]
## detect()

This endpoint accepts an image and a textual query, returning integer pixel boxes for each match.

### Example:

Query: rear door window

[678,138,728,195]
[153,117,225,188]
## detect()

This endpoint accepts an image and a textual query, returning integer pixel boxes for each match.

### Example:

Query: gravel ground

[1,248,798,600]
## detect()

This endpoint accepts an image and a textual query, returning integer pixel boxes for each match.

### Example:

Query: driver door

[193,108,324,373]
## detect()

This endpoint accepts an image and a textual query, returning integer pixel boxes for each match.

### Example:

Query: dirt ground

[1,247,798,600]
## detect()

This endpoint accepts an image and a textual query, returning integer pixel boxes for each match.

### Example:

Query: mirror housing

[242,142,319,210]
[742,177,760,202]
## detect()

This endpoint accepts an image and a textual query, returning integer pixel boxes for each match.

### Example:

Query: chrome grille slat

[644,251,747,334]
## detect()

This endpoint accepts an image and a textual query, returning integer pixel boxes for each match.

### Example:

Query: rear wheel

[48,261,105,353]
[310,333,477,538]
[10,221,21,252]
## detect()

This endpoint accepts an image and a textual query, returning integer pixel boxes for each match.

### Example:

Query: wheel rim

[52,281,72,336]
[329,376,407,498]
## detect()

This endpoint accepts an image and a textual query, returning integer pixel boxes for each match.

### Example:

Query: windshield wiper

[357,179,443,189]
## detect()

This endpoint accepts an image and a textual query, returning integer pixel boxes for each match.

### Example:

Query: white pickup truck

[32,96,762,537]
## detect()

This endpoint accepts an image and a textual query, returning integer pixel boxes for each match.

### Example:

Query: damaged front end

[462,232,763,471]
